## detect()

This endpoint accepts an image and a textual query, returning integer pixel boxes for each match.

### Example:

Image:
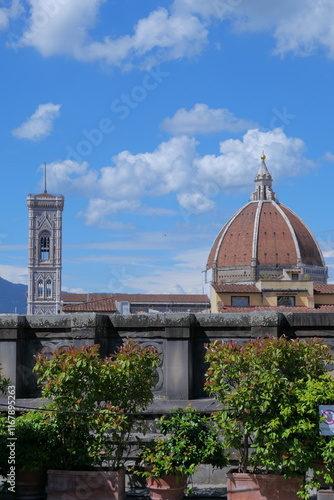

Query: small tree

[204,336,332,484]
[34,340,161,470]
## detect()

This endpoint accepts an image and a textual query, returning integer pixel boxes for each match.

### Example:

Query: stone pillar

[165,337,192,400]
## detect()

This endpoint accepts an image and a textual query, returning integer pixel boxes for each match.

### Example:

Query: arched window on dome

[40,233,50,260]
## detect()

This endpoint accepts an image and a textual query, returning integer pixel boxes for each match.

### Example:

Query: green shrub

[137,406,227,479]
[33,340,161,470]
[204,336,334,498]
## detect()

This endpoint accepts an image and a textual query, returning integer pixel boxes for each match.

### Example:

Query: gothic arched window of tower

[40,233,50,260]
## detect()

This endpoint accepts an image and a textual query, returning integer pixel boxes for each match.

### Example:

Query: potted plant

[0,363,9,394]
[33,339,161,500]
[135,406,227,500]
[0,410,51,499]
[292,373,334,498]
[204,336,333,500]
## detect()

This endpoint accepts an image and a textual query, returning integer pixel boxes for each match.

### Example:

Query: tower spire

[251,153,277,201]
[44,162,47,194]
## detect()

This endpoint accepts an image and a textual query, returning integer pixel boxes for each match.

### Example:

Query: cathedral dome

[206,156,327,284]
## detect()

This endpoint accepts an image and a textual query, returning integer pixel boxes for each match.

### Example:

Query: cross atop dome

[251,153,277,201]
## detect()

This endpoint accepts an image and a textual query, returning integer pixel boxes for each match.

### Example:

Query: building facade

[27,191,64,315]
[61,293,210,314]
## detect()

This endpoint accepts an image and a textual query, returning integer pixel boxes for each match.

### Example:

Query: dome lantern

[251,153,277,202]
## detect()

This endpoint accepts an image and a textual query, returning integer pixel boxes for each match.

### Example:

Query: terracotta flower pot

[47,469,125,500]
[226,471,303,500]
[146,474,187,500]
[16,468,47,500]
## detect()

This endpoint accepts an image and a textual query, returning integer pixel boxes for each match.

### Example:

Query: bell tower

[27,180,64,315]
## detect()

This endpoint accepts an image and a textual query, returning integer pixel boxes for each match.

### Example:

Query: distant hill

[0,277,27,314]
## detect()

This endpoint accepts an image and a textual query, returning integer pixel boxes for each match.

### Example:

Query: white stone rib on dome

[251,200,263,262]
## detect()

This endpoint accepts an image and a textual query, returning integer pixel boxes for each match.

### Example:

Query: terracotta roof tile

[62,293,110,303]
[62,296,117,312]
[314,284,334,294]
[112,294,210,303]
[217,205,256,268]
[62,293,210,305]
[34,192,57,198]
[316,305,334,312]
[279,205,323,267]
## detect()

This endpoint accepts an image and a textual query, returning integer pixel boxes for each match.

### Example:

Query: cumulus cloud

[271,1,334,57]
[194,127,313,190]
[6,0,334,65]
[82,8,208,67]
[12,1,208,68]
[161,104,257,136]
[12,103,61,141]
[39,160,97,196]
[11,0,106,56]
[45,128,313,227]
[176,0,334,58]
[214,0,334,58]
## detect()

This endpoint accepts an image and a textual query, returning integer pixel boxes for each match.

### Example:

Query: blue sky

[1,0,334,295]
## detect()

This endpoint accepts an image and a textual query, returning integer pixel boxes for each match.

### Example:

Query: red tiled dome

[207,157,327,284]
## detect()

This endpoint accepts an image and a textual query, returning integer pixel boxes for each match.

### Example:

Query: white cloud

[82,199,141,226]
[83,8,208,68]
[12,0,106,56]
[323,152,334,163]
[161,103,257,135]
[129,268,203,295]
[212,0,334,58]
[0,0,23,31]
[272,1,334,58]
[177,0,334,58]
[7,0,334,66]
[13,1,208,68]
[63,232,211,295]
[0,9,9,30]
[0,265,27,284]
[177,192,215,214]
[12,103,61,141]
[46,127,313,227]
[323,251,334,258]
[65,230,212,253]
[62,287,87,294]
[194,127,313,190]
[119,247,209,295]
[39,160,97,196]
